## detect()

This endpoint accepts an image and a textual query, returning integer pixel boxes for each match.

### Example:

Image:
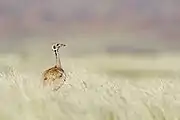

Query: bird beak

[62,44,66,47]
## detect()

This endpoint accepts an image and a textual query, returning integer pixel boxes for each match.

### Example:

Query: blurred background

[1,1,180,119]
[0,0,179,56]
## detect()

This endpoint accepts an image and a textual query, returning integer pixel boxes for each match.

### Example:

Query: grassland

[0,53,180,120]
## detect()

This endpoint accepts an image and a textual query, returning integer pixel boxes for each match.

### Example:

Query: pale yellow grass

[0,53,180,120]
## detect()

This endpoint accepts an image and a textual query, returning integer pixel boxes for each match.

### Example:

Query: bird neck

[55,52,62,68]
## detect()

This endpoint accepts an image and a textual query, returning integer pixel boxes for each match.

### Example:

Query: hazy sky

[0,0,179,53]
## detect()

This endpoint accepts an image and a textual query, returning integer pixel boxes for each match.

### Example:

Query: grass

[0,53,180,120]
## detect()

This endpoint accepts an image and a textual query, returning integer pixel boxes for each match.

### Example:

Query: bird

[42,43,67,91]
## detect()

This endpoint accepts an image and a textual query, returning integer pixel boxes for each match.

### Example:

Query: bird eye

[53,45,56,49]
[56,43,60,46]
